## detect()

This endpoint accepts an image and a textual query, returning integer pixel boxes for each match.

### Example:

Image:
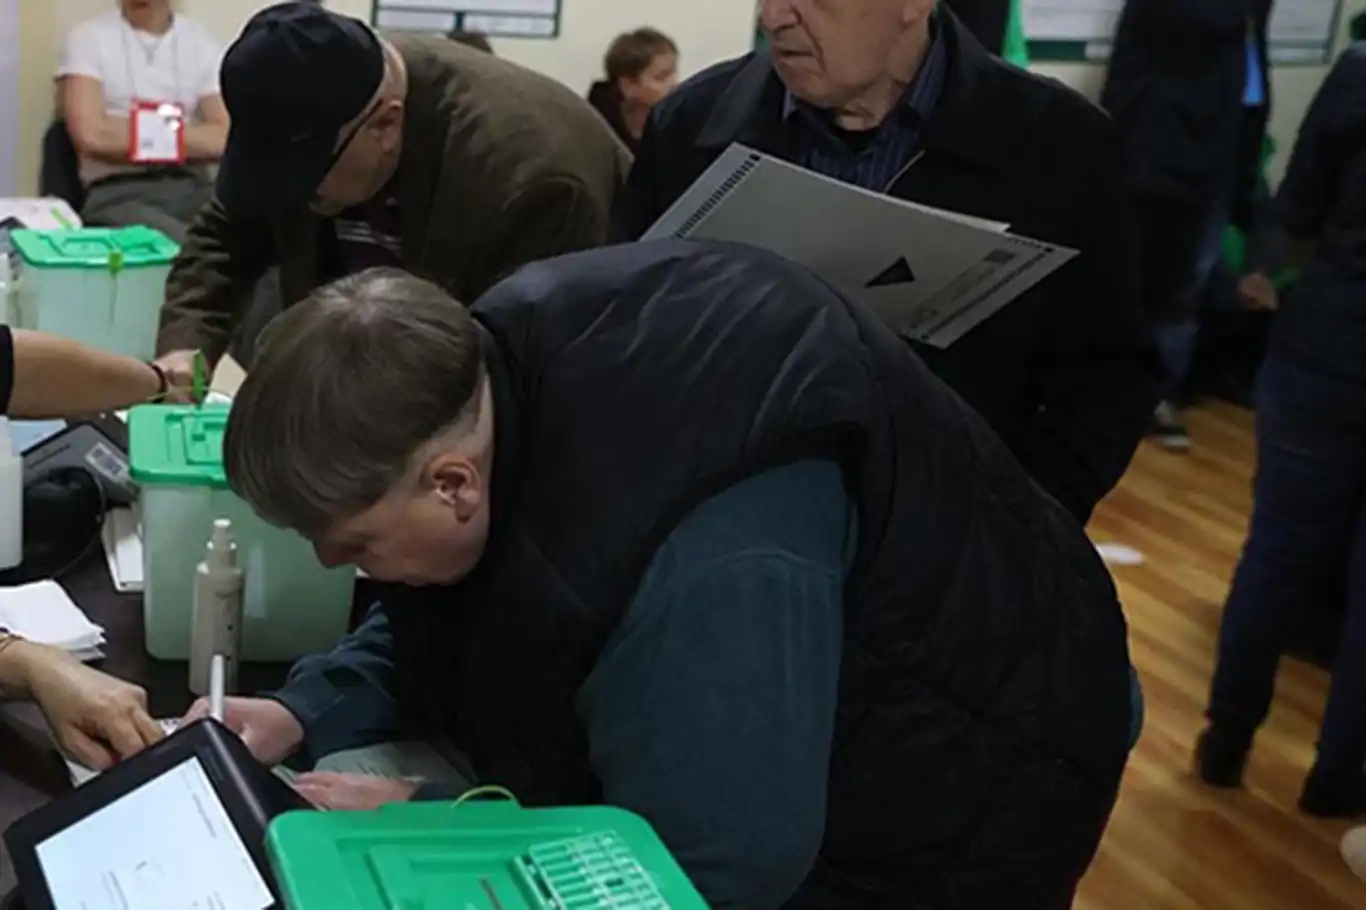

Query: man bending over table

[185,242,1137,910]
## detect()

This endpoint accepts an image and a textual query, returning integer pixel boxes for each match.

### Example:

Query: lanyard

[120,17,181,104]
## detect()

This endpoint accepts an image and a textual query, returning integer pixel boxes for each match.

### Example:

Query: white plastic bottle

[189,518,244,696]
[0,418,23,570]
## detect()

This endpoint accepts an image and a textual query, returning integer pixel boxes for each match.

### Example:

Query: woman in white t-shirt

[57,0,228,241]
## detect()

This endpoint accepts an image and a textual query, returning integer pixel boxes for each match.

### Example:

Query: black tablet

[4,719,308,910]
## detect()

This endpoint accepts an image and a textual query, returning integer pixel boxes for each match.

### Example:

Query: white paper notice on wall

[374,0,560,38]
[1268,0,1341,63]
[1022,0,1342,64]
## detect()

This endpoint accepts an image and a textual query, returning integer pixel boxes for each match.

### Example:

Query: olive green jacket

[157,36,631,361]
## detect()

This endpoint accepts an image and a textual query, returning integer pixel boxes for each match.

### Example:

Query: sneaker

[1341,827,1366,881]
[1195,725,1251,788]
[1150,401,1192,452]
[1300,766,1366,819]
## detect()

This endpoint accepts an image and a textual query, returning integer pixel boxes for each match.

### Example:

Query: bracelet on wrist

[147,361,170,402]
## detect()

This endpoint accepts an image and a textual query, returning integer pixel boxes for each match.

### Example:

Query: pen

[209,653,225,723]
[191,350,207,406]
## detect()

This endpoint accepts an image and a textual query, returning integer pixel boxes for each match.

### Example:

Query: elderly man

[614,0,1156,524]
[186,241,1134,909]
[154,2,628,387]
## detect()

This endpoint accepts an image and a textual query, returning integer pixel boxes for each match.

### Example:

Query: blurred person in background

[58,0,228,241]
[587,28,678,154]
[1198,45,1366,819]
[153,2,628,393]
[1101,0,1272,451]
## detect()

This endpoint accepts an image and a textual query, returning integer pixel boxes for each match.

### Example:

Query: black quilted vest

[389,240,1131,908]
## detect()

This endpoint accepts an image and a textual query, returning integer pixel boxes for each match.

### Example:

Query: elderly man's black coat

[612,11,1156,524]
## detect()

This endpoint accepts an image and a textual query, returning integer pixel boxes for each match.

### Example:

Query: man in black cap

[154,1,629,382]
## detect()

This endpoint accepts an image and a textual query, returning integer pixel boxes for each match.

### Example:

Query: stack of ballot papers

[0,581,105,660]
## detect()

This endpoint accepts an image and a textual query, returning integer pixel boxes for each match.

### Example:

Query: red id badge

[129,100,186,165]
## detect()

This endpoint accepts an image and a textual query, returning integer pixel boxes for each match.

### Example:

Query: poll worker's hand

[152,348,203,403]
[23,645,165,770]
[1238,272,1279,312]
[290,771,418,811]
[181,695,304,765]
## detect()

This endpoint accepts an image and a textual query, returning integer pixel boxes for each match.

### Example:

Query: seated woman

[0,326,189,768]
[586,28,678,154]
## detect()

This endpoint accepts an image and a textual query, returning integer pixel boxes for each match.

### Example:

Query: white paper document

[642,144,1078,348]
[101,505,144,593]
[37,756,273,910]
[271,740,466,787]
[0,580,104,658]
[1020,0,1123,43]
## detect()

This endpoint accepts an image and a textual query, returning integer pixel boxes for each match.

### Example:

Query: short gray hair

[223,267,484,536]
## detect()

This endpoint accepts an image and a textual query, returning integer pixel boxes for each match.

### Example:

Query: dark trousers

[1127,190,1212,400]
[81,170,212,244]
[1208,353,1366,774]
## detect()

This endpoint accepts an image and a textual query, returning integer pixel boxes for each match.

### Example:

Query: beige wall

[15,0,1366,194]
[15,1,58,196]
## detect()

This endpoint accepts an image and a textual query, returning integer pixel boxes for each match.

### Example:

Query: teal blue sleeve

[576,460,854,909]
[270,603,399,763]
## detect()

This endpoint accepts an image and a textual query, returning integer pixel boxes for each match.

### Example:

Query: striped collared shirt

[784,32,948,192]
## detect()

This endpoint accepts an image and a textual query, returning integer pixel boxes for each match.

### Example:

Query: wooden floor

[1076,401,1366,909]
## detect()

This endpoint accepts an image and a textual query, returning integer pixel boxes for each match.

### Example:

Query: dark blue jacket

[1268,43,1366,391]
[386,239,1133,909]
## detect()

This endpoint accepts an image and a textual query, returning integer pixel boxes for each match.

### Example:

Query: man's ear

[429,455,482,519]
[375,100,406,142]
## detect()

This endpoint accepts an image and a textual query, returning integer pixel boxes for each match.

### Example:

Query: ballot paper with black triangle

[642,143,1078,348]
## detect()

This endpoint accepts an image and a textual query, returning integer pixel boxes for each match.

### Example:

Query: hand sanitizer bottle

[189,518,244,696]
[0,418,23,570]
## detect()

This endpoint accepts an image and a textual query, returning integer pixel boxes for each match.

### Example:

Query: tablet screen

[33,756,273,910]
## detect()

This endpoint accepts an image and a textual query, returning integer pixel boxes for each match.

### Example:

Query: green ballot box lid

[11,226,179,270]
[265,798,709,910]
[128,404,232,488]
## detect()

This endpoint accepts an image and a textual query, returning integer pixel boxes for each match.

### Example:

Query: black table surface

[0,547,296,898]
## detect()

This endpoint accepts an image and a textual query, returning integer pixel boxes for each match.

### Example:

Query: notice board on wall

[371,0,559,38]
[1021,0,1343,64]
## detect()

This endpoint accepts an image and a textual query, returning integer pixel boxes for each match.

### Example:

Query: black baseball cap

[216,3,385,215]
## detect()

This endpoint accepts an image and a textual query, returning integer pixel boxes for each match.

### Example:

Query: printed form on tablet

[35,756,273,910]
[641,143,1078,348]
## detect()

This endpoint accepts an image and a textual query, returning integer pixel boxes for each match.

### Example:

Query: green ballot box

[266,797,709,910]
